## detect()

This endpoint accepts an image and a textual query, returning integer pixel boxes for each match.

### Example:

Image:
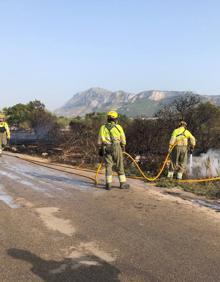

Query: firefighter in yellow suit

[98,111,129,190]
[0,113,10,156]
[168,121,196,179]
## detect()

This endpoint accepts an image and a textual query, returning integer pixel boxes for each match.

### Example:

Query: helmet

[107,111,118,119]
[179,121,187,127]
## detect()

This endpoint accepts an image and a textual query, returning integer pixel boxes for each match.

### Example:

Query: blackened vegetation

[55,96,220,177]
[5,97,220,178]
[59,113,107,165]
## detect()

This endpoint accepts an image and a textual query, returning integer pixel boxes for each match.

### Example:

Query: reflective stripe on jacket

[0,122,10,139]
[169,126,196,147]
[98,122,126,145]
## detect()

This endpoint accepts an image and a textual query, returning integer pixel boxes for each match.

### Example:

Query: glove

[189,146,194,154]
[98,146,104,157]
[121,144,126,152]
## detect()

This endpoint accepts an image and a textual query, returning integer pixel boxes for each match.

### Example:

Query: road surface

[0,154,220,282]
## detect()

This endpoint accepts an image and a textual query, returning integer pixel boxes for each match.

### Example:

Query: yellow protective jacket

[0,122,10,139]
[169,126,195,147]
[98,122,126,146]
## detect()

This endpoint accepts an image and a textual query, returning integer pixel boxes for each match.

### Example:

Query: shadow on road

[8,248,121,282]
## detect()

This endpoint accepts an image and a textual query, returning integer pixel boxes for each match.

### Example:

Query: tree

[156,93,201,122]
[189,102,220,152]
[3,103,31,127]
[4,100,62,141]
[172,93,200,120]
[3,100,46,128]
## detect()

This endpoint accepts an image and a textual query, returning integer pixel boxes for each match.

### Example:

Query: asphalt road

[0,154,220,282]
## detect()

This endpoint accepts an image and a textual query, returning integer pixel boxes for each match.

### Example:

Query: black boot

[105,183,111,190]
[120,182,130,189]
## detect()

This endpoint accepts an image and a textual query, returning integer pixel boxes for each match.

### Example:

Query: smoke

[188,149,220,178]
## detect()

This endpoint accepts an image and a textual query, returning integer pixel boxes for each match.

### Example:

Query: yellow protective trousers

[0,133,7,149]
[169,145,188,174]
[104,143,126,184]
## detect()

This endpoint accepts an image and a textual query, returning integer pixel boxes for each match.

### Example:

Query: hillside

[55,87,220,117]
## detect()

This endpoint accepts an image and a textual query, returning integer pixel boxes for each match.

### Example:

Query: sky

[0,0,220,110]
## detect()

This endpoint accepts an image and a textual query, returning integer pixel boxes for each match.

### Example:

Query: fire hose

[95,146,220,185]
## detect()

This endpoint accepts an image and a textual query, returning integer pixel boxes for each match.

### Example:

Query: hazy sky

[0,0,220,110]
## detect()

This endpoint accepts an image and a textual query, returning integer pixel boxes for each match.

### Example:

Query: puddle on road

[27,171,94,192]
[2,162,60,190]
[0,184,19,209]
[0,169,52,196]
[3,158,94,192]
[192,199,220,212]
[163,190,220,212]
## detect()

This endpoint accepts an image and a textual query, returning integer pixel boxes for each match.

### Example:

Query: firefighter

[167,121,196,179]
[0,113,10,156]
[98,111,129,190]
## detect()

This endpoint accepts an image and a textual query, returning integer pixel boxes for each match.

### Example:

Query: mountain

[55,87,134,117]
[55,87,220,117]
[118,91,189,117]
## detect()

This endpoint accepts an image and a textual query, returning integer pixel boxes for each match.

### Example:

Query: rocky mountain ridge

[55,87,220,117]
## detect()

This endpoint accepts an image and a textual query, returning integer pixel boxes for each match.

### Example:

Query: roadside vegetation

[156,179,220,199]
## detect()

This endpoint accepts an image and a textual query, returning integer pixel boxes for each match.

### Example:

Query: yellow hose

[95,146,220,185]
[95,160,104,185]
[123,151,170,181]
[178,177,220,183]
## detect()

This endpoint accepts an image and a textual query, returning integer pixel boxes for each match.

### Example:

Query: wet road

[0,155,220,282]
